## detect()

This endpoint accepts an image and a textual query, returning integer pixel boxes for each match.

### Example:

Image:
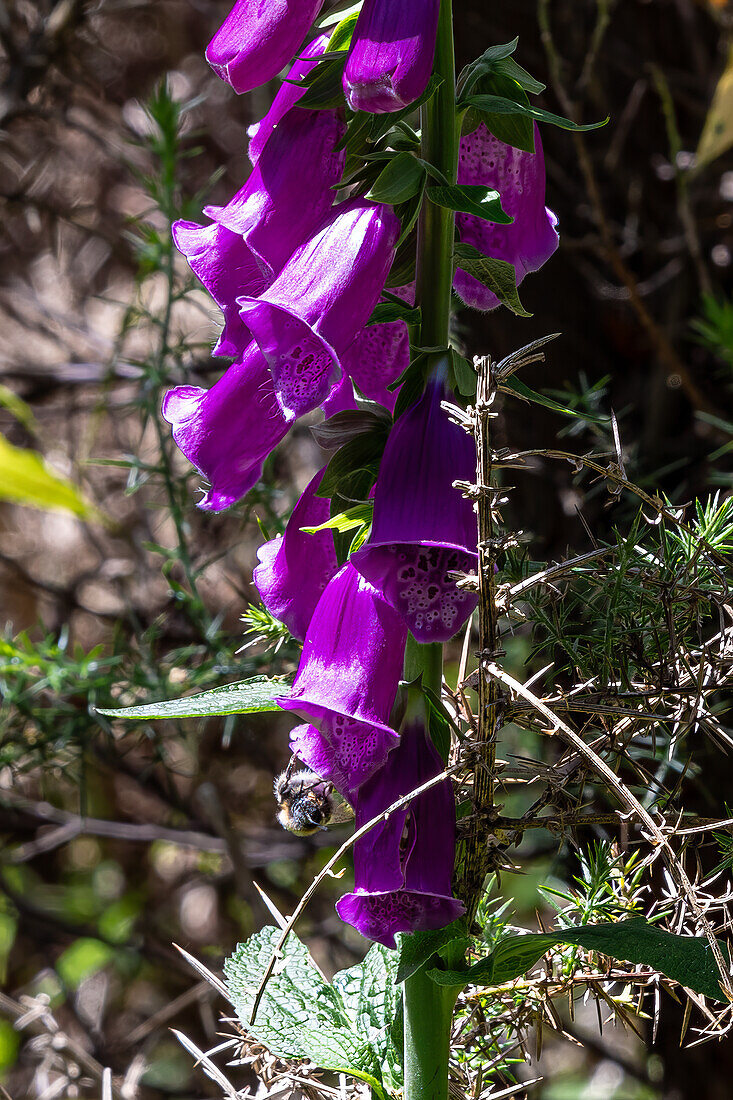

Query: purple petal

[277,562,407,799]
[206,0,325,95]
[341,319,409,412]
[336,719,464,948]
[253,468,338,640]
[205,107,345,281]
[455,123,559,310]
[238,199,400,418]
[248,33,330,164]
[172,219,266,359]
[161,343,289,511]
[352,378,478,642]
[343,0,440,113]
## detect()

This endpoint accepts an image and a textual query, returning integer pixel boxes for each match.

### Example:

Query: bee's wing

[329,798,355,825]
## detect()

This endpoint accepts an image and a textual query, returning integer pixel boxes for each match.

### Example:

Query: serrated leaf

[0,433,98,519]
[501,375,608,424]
[454,243,530,317]
[367,153,427,205]
[427,918,730,1002]
[334,943,403,1090]
[97,676,289,720]
[464,93,607,133]
[225,928,393,1098]
[427,184,512,224]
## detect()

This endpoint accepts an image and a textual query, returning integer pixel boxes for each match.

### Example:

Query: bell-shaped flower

[277,562,407,802]
[454,123,559,311]
[174,108,345,361]
[237,199,400,420]
[336,716,464,949]
[340,318,409,413]
[206,0,325,96]
[253,468,338,640]
[172,219,266,360]
[352,378,478,643]
[162,344,289,512]
[343,0,440,114]
[248,33,330,165]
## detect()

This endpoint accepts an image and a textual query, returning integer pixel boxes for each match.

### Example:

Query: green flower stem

[402,4,458,1100]
[415,0,458,352]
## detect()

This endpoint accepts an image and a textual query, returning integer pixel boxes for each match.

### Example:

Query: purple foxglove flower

[336,718,464,948]
[253,468,338,640]
[278,562,407,801]
[162,344,289,512]
[248,33,330,165]
[205,108,345,282]
[174,108,345,360]
[343,0,440,113]
[340,319,409,412]
[172,219,266,360]
[206,0,325,96]
[455,123,559,311]
[352,378,478,643]
[237,199,400,420]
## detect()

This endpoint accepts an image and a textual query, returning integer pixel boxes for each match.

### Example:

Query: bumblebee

[274,764,353,836]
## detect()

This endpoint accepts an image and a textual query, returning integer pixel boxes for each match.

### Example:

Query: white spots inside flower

[328,713,385,789]
[276,330,335,410]
[381,545,475,641]
[358,892,424,939]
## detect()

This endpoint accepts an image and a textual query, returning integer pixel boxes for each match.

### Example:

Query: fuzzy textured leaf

[225,928,397,1096]
[453,243,530,317]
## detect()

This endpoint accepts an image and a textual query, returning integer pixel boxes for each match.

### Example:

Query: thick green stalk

[415,0,458,351]
[401,4,458,1100]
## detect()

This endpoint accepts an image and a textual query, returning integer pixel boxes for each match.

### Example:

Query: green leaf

[457,39,520,99]
[301,501,373,535]
[225,928,393,1098]
[368,300,422,327]
[334,943,403,1090]
[427,184,512,224]
[96,676,289,720]
[396,925,468,984]
[311,409,391,450]
[501,375,609,425]
[494,55,546,95]
[317,429,389,501]
[57,937,113,989]
[428,918,730,1002]
[453,243,531,317]
[294,57,346,109]
[367,153,427,205]
[325,10,359,54]
[464,93,608,133]
[449,349,477,397]
[471,107,536,153]
[0,433,98,519]
[0,384,35,430]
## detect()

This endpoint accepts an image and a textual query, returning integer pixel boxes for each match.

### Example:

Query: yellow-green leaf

[696,44,733,170]
[0,433,96,519]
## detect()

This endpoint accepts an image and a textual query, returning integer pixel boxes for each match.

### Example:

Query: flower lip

[237,298,341,421]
